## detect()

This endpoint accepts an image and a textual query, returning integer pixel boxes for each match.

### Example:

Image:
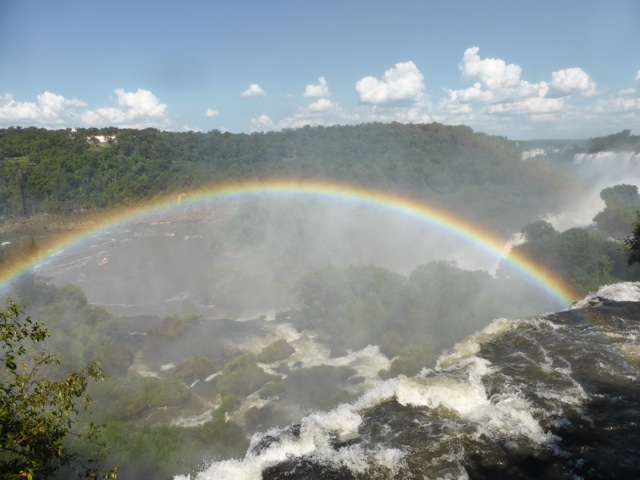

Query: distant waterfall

[573,150,640,168]
[571,151,640,189]
[573,151,640,180]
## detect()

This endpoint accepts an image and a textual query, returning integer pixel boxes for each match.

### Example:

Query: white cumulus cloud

[114,88,166,116]
[252,98,350,131]
[436,46,606,137]
[307,98,335,112]
[486,96,565,115]
[460,46,523,90]
[205,108,220,118]
[356,61,425,104]
[304,77,330,98]
[250,114,275,132]
[547,67,597,97]
[242,84,266,97]
[0,94,40,120]
[0,92,86,124]
[449,47,598,108]
[450,46,542,104]
[80,88,167,126]
[38,92,86,117]
[595,70,640,115]
[598,96,640,113]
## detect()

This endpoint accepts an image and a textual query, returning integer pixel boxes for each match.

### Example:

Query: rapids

[176,283,640,479]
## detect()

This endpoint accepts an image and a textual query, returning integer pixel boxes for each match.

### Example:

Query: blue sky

[1,0,638,139]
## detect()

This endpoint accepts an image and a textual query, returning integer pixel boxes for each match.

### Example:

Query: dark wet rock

[249,424,301,456]
[262,458,355,480]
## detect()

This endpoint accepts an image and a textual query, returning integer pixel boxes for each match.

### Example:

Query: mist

[545,151,640,231]
[33,195,554,319]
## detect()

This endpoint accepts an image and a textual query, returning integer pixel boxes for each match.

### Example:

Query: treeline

[518,129,639,162]
[0,123,571,234]
[587,129,640,153]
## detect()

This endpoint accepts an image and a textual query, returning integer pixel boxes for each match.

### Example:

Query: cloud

[307,98,335,112]
[0,92,86,124]
[250,98,348,132]
[250,114,275,132]
[597,96,640,113]
[254,94,434,133]
[595,71,640,114]
[449,47,598,107]
[356,61,425,104]
[0,89,169,129]
[547,67,597,98]
[485,96,565,115]
[242,84,266,97]
[459,46,523,90]
[303,77,330,98]
[0,94,41,121]
[450,47,542,104]
[114,88,166,116]
[205,108,220,118]
[434,46,614,138]
[80,88,167,126]
[350,104,431,125]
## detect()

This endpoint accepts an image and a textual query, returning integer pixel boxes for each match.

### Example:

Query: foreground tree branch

[0,300,117,479]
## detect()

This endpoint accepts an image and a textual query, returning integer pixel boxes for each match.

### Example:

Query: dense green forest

[586,129,640,153]
[0,123,571,235]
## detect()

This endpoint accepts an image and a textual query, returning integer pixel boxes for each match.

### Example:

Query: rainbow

[0,178,579,305]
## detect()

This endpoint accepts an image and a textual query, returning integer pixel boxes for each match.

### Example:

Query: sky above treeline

[1,0,638,140]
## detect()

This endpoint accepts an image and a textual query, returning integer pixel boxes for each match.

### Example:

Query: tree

[521,220,557,242]
[600,184,639,210]
[594,185,640,237]
[0,300,116,479]
[624,211,640,266]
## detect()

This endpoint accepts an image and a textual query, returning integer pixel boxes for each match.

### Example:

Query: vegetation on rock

[257,339,295,363]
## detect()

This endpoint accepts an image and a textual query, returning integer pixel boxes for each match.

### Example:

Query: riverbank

[0,198,243,237]
[0,213,99,235]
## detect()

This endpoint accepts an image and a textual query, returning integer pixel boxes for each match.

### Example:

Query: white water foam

[436,317,521,368]
[129,351,160,378]
[175,401,404,480]
[573,282,640,308]
[176,339,554,479]
[237,322,392,386]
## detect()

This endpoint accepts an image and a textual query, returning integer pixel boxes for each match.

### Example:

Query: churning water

[176,283,640,480]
